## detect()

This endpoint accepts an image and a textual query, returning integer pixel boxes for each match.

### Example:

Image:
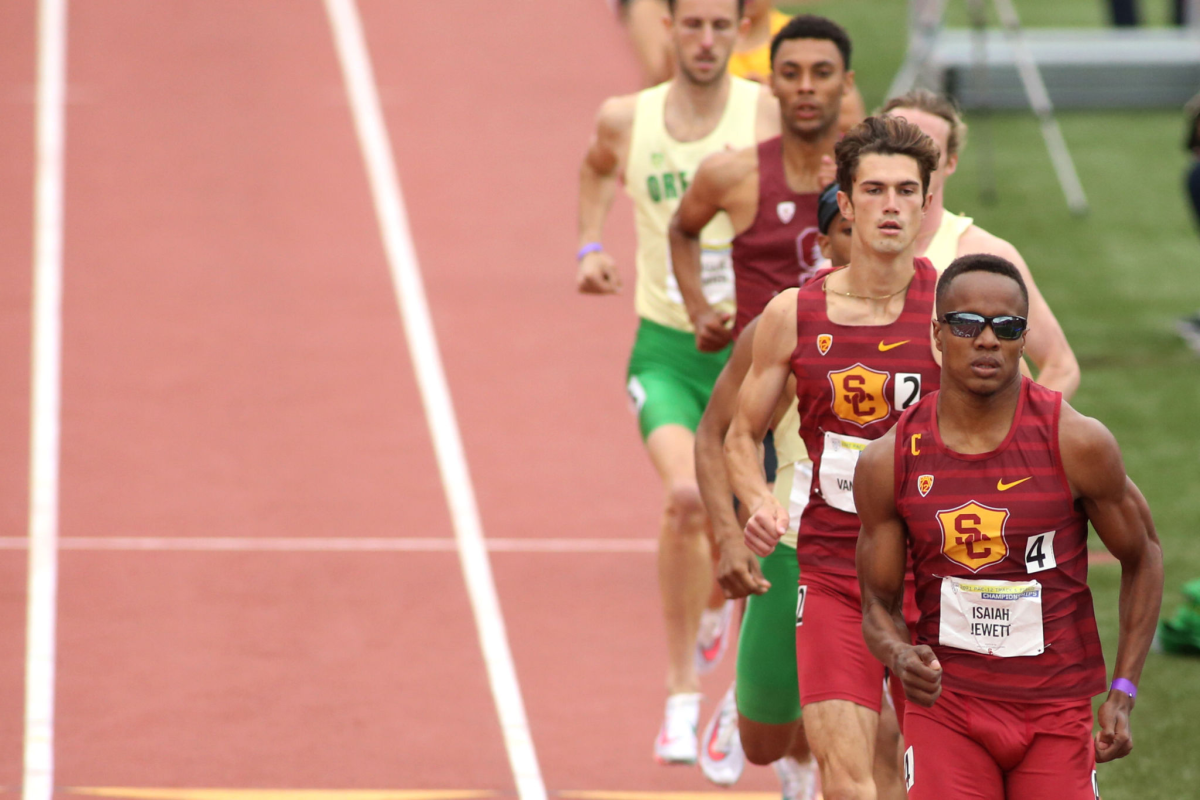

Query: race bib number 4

[818,431,870,513]
[939,576,1045,657]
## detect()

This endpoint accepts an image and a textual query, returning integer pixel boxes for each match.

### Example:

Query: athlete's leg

[736,541,806,765]
[620,0,673,86]
[795,573,891,800]
[647,422,713,695]
[737,718,808,766]
[802,700,878,800]
[873,695,905,800]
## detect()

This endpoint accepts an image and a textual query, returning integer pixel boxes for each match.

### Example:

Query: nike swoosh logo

[997,477,1033,491]
[706,718,727,760]
[878,340,909,352]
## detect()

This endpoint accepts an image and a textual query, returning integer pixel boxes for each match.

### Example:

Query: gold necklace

[822,270,914,301]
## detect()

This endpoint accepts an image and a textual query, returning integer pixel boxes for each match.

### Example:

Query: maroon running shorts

[903,687,1099,800]
[795,569,917,713]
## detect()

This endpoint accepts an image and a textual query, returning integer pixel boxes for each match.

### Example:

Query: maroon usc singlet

[790,258,941,575]
[730,137,821,337]
[893,379,1107,702]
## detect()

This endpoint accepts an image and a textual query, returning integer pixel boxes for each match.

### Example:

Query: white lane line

[24,1,68,799]
[0,537,657,553]
[321,3,546,799]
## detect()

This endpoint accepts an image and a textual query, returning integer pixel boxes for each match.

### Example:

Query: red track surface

[0,0,36,790]
[2,0,780,795]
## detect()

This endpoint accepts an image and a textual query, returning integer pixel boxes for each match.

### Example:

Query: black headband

[817,182,841,234]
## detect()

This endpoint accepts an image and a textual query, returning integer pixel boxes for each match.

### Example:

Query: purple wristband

[576,242,603,261]
[1111,678,1137,699]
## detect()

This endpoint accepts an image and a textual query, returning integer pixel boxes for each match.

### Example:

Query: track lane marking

[67,792,495,800]
[24,1,68,799]
[0,537,657,553]
[560,794,780,800]
[321,2,545,798]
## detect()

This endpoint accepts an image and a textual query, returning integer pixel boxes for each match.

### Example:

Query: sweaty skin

[855,270,1163,764]
[669,35,850,352]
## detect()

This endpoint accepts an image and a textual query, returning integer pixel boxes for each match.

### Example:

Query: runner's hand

[1095,691,1134,763]
[715,537,771,598]
[576,251,621,294]
[894,644,942,708]
[693,308,732,352]
[818,154,836,188]
[744,496,787,557]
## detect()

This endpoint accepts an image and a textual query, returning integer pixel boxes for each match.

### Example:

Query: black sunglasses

[940,312,1028,340]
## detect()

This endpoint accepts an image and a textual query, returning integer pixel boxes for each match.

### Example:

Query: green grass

[783,1,1200,796]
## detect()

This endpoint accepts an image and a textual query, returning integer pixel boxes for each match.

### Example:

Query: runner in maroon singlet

[855,255,1164,800]
[669,14,852,350]
[726,116,942,800]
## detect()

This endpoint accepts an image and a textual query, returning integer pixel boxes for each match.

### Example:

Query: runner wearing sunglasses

[854,253,1163,799]
[726,115,942,800]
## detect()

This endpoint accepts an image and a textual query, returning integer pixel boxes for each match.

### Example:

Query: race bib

[939,576,1044,657]
[665,245,735,306]
[818,431,870,513]
[789,461,813,523]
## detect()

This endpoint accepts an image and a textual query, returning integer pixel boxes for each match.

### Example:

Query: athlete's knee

[734,719,792,762]
[742,735,787,766]
[664,482,705,533]
[818,778,876,800]
[815,751,877,800]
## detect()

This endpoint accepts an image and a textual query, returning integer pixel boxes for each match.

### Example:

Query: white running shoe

[774,755,821,800]
[699,680,745,786]
[695,600,734,675]
[654,693,701,765]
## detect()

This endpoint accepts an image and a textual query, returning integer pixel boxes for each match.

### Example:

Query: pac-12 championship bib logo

[777,201,795,224]
[828,364,890,427]
[918,474,934,497]
[937,501,1010,572]
[816,334,833,356]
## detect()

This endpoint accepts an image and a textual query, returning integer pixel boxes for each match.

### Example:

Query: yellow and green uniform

[737,406,812,725]
[624,77,760,439]
[727,9,790,82]
[923,209,974,273]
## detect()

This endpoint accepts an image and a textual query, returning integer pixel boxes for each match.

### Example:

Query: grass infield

[782,0,1200,795]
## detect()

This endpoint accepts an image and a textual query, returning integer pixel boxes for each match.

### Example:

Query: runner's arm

[856,434,943,708]
[961,229,1080,397]
[1060,407,1164,762]
[725,292,795,555]
[696,318,770,597]
[668,150,739,351]
[576,97,633,295]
